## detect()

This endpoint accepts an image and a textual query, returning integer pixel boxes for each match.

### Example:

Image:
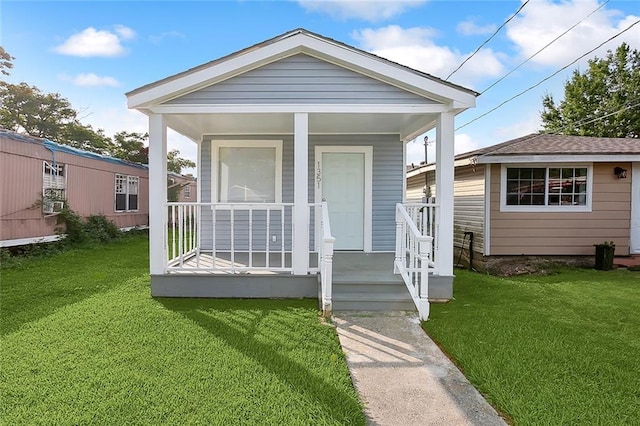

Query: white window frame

[42,161,67,214]
[211,140,283,203]
[184,185,191,199]
[500,163,593,212]
[115,174,140,212]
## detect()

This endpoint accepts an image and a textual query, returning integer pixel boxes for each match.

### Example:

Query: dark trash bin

[594,243,615,271]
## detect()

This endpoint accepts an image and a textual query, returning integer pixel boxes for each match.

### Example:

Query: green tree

[541,43,640,138]
[112,131,149,163]
[0,46,14,77]
[167,149,196,174]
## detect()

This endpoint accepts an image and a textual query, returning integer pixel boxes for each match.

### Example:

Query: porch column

[436,111,455,277]
[148,113,168,275]
[293,113,309,275]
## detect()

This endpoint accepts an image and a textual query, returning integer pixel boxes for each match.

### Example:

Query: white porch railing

[167,202,295,273]
[402,201,438,273]
[394,203,435,321]
[318,201,335,318]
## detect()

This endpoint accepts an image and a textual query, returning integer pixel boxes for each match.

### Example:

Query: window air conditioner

[43,200,65,214]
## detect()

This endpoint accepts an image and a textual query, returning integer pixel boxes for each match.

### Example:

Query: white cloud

[457,20,497,36]
[492,110,542,141]
[454,133,481,155]
[149,30,186,44]
[114,25,136,40]
[61,73,120,87]
[297,0,426,22]
[54,25,135,57]
[506,0,640,67]
[352,25,505,87]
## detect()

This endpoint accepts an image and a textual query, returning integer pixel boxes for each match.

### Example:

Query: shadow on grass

[159,298,364,425]
[1,238,149,336]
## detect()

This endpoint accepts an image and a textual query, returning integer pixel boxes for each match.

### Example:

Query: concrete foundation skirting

[151,274,318,298]
[429,275,453,301]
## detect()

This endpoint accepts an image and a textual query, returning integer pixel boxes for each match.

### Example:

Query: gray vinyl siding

[199,133,403,252]
[166,54,436,105]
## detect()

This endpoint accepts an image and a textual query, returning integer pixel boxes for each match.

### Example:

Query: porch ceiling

[166,112,437,142]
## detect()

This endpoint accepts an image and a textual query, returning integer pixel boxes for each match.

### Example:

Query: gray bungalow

[126,29,477,319]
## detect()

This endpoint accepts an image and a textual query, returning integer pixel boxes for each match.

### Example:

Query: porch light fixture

[614,167,627,179]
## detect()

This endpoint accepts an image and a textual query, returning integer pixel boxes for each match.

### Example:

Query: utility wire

[456,18,640,131]
[446,0,530,81]
[480,0,610,95]
[541,99,640,135]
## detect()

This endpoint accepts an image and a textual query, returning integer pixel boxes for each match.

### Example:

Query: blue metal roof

[1,129,148,170]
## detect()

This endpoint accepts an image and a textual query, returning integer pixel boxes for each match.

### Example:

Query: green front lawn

[424,268,640,425]
[1,236,364,425]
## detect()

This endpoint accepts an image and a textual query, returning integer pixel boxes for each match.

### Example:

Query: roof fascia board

[128,32,476,110]
[148,104,450,114]
[477,154,640,163]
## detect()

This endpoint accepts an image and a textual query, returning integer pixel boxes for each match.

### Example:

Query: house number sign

[316,161,322,189]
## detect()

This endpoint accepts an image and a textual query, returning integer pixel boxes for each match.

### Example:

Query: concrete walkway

[334,311,507,426]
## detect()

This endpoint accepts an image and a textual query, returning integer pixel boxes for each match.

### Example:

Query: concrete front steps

[330,252,417,312]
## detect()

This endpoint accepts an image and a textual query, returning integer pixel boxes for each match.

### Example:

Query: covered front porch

[126,29,477,320]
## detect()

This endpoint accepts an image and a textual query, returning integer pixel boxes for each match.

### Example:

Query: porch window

[213,140,282,203]
[42,161,66,214]
[115,174,139,212]
[501,165,592,212]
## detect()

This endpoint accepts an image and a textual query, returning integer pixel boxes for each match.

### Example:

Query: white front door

[316,146,372,251]
[631,162,640,254]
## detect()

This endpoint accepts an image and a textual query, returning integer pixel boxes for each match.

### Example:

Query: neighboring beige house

[0,129,150,247]
[407,134,640,267]
[168,172,197,202]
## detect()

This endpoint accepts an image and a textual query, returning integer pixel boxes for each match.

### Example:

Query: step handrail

[319,201,335,318]
[394,203,432,320]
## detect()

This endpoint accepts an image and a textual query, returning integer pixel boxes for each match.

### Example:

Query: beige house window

[184,185,191,199]
[501,164,592,212]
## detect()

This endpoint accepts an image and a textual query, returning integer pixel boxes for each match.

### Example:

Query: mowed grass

[423,268,640,425]
[1,236,364,425]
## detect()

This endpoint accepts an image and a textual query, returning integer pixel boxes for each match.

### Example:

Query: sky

[2,0,639,173]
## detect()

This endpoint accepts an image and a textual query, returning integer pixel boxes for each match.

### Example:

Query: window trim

[184,185,191,199]
[500,163,593,213]
[42,161,67,214]
[115,173,140,212]
[211,140,283,203]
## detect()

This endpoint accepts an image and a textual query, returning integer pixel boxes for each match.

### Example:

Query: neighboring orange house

[407,134,640,266]
[0,129,150,247]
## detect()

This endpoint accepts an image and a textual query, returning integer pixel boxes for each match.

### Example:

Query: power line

[480,0,610,95]
[456,18,640,131]
[446,0,530,81]
[542,99,640,135]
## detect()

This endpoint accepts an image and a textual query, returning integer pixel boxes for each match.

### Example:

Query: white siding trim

[436,112,455,276]
[484,164,491,256]
[402,140,407,202]
[499,163,593,213]
[315,145,373,252]
[631,162,640,254]
[148,114,168,275]
[293,113,309,274]
[149,104,449,114]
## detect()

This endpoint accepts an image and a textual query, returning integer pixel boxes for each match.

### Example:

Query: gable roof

[407,133,640,176]
[126,28,477,110]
